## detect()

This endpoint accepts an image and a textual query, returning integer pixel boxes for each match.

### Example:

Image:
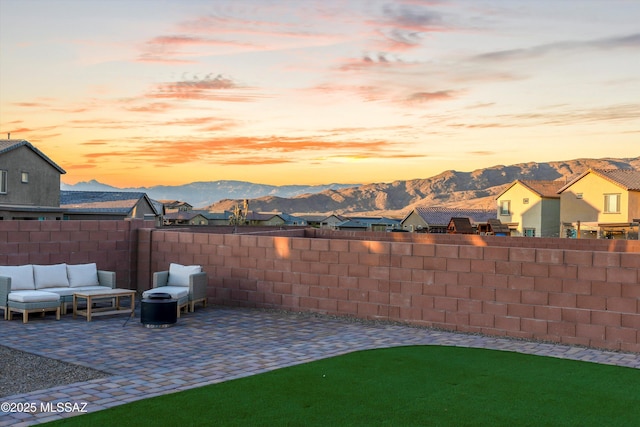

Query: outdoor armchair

[142,263,208,316]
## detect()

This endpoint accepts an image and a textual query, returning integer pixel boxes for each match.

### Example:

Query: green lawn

[44,345,640,426]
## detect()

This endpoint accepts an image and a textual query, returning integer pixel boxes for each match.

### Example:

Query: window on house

[0,170,7,194]
[523,198,529,204]
[21,172,29,183]
[604,194,621,213]
[500,200,510,215]
[576,193,583,199]
[524,228,536,237]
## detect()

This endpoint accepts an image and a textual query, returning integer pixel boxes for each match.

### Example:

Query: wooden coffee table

[73,289,136,322]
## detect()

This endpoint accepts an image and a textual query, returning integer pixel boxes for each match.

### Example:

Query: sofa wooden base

[8,304,61,324]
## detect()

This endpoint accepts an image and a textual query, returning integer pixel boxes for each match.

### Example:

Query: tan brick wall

[149,229,640,352]
[0,219,152,290]
[2,221,637,352]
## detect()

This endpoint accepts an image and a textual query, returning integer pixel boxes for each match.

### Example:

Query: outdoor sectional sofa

[0,263,116,323]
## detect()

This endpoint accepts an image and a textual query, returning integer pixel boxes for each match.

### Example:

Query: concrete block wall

[148,229,640,352]
[2,220,637,352]
[0,219,152,289]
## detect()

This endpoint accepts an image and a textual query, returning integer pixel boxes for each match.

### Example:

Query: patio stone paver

[1,306,639,426]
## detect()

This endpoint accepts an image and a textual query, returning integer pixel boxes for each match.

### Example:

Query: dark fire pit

[141,293,177,328]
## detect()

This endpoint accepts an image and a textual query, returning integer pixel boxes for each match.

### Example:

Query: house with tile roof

[558,169,640,239]
[0,139,66,220]
[60,191,160,220]
[244,212,307,226]
[336,216,401,232]
[496,180,565,237]
[163,210,209,226]
[401,207,496,233]
[160,200,193,213]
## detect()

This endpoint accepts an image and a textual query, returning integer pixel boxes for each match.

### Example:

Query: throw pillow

[33,263,70,289]
[0,265,36,290]
[167,263,201,287]
[67,263,99,288]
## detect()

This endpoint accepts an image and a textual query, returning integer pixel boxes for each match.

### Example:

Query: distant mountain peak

[61,156,639,216]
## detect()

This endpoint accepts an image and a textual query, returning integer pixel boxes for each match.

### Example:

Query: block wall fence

[144,227,640,352]
[1,220,639,352]
[0,219,154,290]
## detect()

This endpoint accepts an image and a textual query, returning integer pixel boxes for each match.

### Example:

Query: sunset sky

[1,0,638,188]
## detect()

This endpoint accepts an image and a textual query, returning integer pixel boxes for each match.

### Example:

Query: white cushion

[143,286,189,300]
[67,263,99,288]
[167,263,201,287]
[44,286,111,297]
[8,290,60,303]
[33,264,70,289]
[0,265,35,290]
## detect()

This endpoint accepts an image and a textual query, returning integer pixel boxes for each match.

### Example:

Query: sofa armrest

[0,276,11,304]
[153,271,170,288]
[97,270,116,289]
[189,272,208,302]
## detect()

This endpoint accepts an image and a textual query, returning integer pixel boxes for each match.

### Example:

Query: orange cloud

[74,134,409,168]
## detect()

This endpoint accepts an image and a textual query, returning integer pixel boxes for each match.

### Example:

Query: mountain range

[60,180,360,209]
[62,157,639,217]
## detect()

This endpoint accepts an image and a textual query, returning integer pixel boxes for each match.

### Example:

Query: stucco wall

[0,145,60,207]
[497,183,560,237]
[560,173,628,225]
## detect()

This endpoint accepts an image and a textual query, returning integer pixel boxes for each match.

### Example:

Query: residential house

[297,214,329,228]
[401,207,496,233]
[0,139,66,220]
[205,211,233,225]
[320,214,350,229]
[163,210,209,226]
[496,180,565,237]
[244,212,307,227]
[161,200,193,213]
[558,169,640,239]
[337,216,401,232]
[60,191,160,220]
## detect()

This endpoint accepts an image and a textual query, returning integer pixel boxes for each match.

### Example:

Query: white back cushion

[0,265,35,290]
[33,263,69,289]
[167,263,201,287]
[67,263,99,288]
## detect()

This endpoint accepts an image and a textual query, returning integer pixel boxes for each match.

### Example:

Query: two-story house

[558,169,640,239]
[0,139,66,220]
[496,180,565,237]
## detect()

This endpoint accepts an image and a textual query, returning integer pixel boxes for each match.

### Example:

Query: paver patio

[1,306,639,426]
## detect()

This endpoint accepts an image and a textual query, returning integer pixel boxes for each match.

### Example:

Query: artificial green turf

[44,346,640,426]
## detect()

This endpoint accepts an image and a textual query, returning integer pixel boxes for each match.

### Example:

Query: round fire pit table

[141,293,177,328]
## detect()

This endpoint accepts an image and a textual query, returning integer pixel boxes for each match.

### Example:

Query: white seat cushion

[67,263,99,288]
[8,290,61,303]
[0,265,35,290]
[44,286,111,297]
[167,263,202,287]
[143,286,189,300]
[33,264,69,289]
